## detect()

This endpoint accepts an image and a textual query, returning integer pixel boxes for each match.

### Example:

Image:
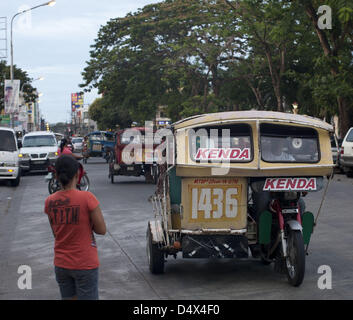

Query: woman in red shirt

[58,138,83,160]
[44,155,106,300]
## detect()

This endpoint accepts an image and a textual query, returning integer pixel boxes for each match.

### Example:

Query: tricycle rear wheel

[146,226,165,274]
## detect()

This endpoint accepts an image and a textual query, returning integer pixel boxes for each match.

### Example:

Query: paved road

[0,158,352,300]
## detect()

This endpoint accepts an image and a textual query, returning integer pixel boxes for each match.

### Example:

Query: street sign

[0,114,10,125]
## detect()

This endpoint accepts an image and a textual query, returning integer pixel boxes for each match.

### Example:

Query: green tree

[81,0,353,136]
[81,0,244,124]
[297,0,353,137]
[224,0,309,112]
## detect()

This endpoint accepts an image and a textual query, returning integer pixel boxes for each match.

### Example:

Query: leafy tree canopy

[81,0,353,137]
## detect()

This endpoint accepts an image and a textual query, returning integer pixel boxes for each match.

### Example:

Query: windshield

[189,124,252,162]
[0,131,17,152]
[23,135,56,148]
[89,134,103,141]
[346,129,353,142]
[104,133,115,142]
[121,135,145,144]
[72,138,83,143]
[260,124,319,163]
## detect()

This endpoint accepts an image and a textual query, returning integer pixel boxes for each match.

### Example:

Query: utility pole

[0,17,7,60]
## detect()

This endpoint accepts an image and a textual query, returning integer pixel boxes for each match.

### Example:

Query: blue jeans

[55,266,99,300]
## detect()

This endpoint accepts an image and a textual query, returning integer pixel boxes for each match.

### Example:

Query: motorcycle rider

[58,138,83,160]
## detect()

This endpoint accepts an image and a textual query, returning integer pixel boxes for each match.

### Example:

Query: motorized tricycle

[82,131,115,163]
[108,127,160,184]
[147,111,334,287]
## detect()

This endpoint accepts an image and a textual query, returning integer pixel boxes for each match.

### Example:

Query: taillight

[341,147,344,155]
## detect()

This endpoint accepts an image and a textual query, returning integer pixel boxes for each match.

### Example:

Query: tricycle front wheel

[285,230,305,287]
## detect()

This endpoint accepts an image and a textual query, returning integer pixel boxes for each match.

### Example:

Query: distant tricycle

[82,131,115,163]
[108,127,160,184]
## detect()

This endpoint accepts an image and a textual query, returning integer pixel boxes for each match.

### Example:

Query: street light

[10,1,56,81]
[20,76,44,92]
[9,1,55,129]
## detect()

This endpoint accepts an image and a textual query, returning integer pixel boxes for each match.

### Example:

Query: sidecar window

[188,123,253,163]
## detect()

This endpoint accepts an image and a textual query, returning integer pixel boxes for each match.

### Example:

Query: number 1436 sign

[186,178,245,224]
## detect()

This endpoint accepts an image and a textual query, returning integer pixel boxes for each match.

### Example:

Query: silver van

[0,127,21,186]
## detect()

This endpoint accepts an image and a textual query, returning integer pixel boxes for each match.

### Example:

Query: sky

[0,0,161,124]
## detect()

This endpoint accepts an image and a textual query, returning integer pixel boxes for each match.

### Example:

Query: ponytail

[60,138,68,153]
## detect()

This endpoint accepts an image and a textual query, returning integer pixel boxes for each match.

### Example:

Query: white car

[19,131,58,173]
[340,127,353,177]
[0,127,21,186]
[71,137,84,152]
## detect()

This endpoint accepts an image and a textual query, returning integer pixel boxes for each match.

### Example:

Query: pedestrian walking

[44,154,106,300]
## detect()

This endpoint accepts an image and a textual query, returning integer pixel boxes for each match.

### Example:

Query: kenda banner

[4,80,20,114]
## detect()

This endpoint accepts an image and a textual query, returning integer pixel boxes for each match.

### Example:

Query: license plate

[188,178,244,222]
[181,178,247,230]
[35,161,46,164]
[127,166,134,171]
[45,173,53,181]
[92,144,102,151]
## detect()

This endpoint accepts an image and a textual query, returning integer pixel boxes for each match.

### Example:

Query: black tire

[144,166,154,184]
[79,174,90,191]
[152,166,159,185]
[48,178,60,194]
[10,172,21,187]
[285,230,305,287]
[109,163,115,184]
[146,226,165,274]
[346,169,353,178]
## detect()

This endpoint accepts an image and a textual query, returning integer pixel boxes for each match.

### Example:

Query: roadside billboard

[4,80,20,114]
[71,92,84,112]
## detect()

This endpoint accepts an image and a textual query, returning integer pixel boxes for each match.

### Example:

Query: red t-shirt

[44,189,100,270]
